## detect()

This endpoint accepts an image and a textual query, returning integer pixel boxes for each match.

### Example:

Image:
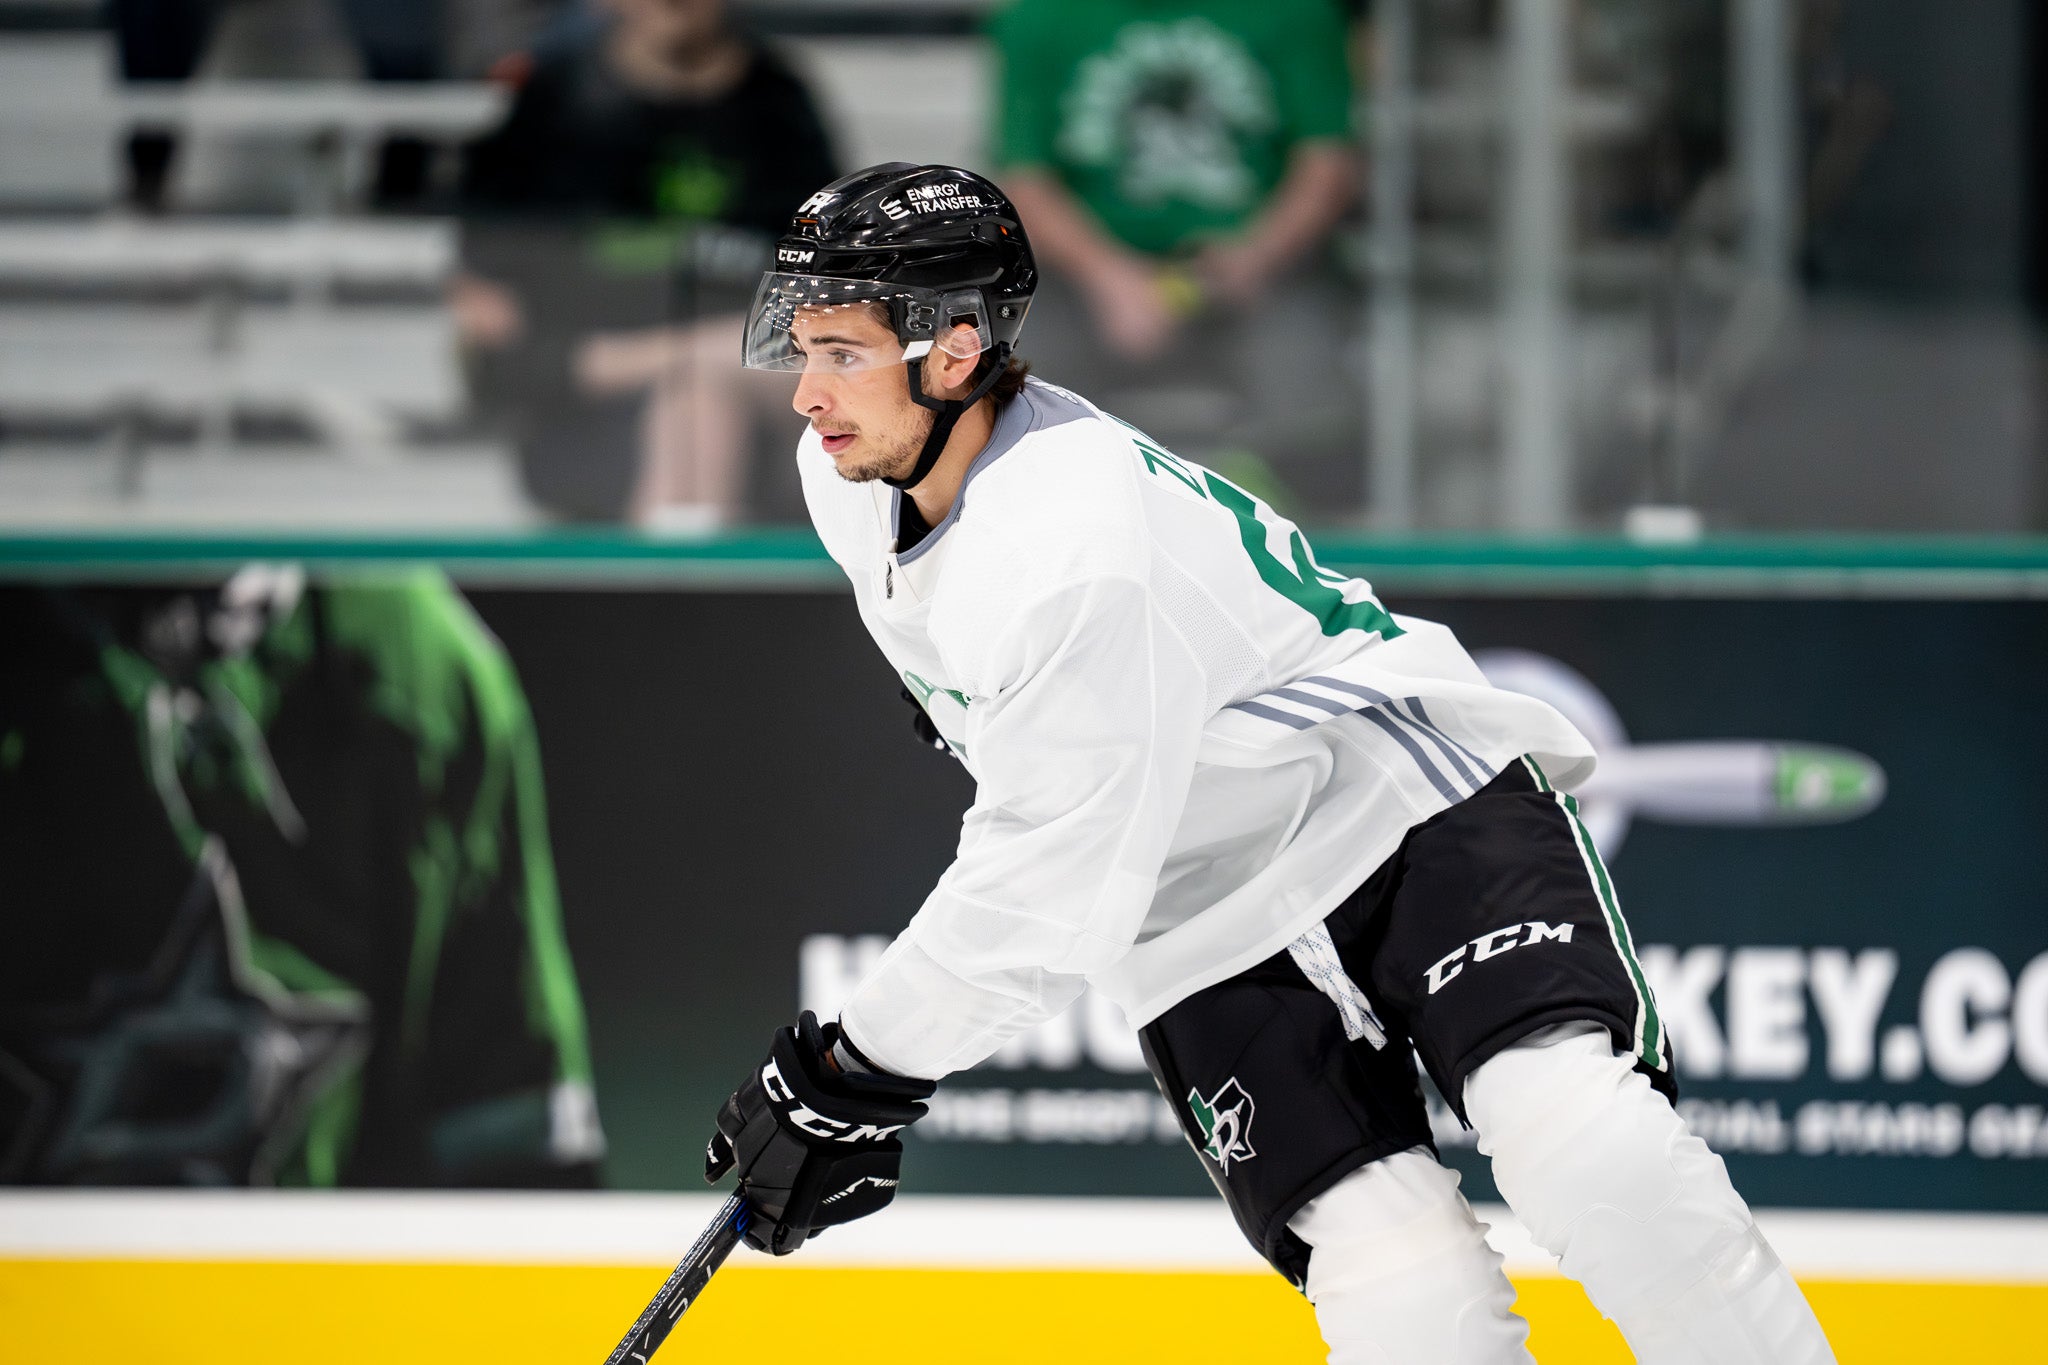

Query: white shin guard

[1464,1025,1836,1364]
[1289,1148,1536,1365]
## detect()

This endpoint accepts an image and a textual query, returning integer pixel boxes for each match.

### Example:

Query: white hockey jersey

[801,377,1595,1080]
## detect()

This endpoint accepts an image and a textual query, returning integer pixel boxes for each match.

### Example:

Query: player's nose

[792,368,829,418]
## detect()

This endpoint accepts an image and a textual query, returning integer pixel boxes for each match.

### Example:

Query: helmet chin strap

[884,342,1013,492]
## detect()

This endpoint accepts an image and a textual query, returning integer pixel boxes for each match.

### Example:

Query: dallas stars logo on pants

[1188,1077,1256,1174]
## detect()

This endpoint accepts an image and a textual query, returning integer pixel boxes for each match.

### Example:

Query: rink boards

[3,1193,2044,1364]
[6,538,2048,1363]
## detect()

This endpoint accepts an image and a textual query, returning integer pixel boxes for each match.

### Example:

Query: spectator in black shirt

[457,0,838,527]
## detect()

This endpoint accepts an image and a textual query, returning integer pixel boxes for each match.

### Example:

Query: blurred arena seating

[0,221,463,477]
[0,11,520,524]
[0,0,2038,533]
[0,3,998,529]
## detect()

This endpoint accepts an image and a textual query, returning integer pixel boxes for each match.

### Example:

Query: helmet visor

[741,272,988,374]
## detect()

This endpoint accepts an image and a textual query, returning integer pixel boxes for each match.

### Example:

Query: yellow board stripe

[2,1260,2044,1365]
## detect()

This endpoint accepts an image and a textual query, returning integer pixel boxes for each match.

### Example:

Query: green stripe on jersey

[1522,755,1666,1070]
[1561,790,1666,1069]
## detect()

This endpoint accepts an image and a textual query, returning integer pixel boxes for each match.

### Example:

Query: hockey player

[704,164,1835,1364]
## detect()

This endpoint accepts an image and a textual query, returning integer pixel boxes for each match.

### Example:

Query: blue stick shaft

[603,1194,748,1364]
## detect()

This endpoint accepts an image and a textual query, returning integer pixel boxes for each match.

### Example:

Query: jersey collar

[891,383,1038,565]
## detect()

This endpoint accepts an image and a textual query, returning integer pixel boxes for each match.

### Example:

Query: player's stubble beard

[830,404,936,485]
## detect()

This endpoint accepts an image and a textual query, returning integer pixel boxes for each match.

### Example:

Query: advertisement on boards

[4,579,2043,1214]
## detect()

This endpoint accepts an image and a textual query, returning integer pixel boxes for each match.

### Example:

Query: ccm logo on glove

[705,1011,936,1255]
[761,1058,913,1143]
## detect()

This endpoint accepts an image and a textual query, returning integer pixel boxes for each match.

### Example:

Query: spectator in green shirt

[992,0,1359,366]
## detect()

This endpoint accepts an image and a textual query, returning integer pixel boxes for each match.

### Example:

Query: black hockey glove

[898,686,950,753]
[704,1010,935,1256]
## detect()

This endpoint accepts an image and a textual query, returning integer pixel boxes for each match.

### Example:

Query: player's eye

[828,349,861,368]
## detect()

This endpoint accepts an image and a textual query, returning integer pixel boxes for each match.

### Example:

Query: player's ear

[925,322,984,400]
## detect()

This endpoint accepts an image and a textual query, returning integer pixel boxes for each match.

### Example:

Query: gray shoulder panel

[1014,375,1098,433]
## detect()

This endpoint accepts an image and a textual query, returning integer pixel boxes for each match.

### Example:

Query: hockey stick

[602,1193,750,1364]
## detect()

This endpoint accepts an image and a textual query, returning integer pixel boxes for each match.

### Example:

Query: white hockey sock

[1463,1025,1836,1364]
[1288,1147,1536,1365]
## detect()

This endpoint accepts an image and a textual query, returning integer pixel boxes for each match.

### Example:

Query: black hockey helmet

[743,162,1036,489]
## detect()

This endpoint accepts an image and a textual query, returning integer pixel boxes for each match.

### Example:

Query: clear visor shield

[740,273,990,375]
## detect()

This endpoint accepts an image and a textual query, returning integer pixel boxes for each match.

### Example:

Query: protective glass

[741,272,989,374]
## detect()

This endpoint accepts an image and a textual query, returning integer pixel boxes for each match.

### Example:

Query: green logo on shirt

[903,671,970,758]
[903,671,970,712]
[1058,18,1277,211]
[652,146,735,222]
